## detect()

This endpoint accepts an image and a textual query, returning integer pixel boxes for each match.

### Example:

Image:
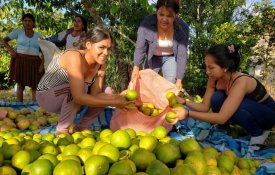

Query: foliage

[0,0,273,96]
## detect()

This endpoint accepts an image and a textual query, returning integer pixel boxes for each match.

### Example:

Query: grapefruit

[84,155,109,175]
[29,159,53,175]
[53,159,82,175]
[110,130,131,150]
[145,159,170,175]
[130,148,156,171]
[155,143,181,166]
[125,90,137,101]
[11,150,31,170]
[179,138,201,155]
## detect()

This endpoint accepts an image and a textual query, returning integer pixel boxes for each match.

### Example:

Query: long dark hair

[75,15,88,32]
[205,44,241,72]
[85,25,112,44]
[156,0,180,14]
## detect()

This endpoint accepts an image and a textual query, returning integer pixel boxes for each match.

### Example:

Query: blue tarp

[1,101,275,174]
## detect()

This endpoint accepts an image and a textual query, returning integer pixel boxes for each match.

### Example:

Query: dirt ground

[0,87,33,102]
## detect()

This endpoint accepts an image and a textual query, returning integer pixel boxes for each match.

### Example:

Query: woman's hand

[173,107,188,121]
[113,94,137,110]
[175,79,182,91]
[176,96,186,105]
[131,66,140,80]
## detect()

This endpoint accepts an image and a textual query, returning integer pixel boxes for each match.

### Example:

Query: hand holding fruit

[165,108,187,124]
[123,90,138,110]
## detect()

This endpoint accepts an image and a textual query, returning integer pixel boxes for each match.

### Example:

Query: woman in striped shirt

[36,26,133,135]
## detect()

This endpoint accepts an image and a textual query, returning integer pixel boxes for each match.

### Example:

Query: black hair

[85,25,112,44]
[75,15,88,32]
[22,13,35,27]
[156,0,180,14]
[205,44,241,72]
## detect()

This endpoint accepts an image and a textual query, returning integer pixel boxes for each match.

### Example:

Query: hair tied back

[228,44,235,53]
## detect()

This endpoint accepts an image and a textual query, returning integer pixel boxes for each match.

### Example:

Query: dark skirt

[9,53,44,89]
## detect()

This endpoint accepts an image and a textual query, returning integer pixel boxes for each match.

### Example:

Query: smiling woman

[36,26,134,135]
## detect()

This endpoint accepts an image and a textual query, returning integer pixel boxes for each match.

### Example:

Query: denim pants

[145,55,177,83]
[211,90,275,136]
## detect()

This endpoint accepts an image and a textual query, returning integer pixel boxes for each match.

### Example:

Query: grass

[0,87,33,102]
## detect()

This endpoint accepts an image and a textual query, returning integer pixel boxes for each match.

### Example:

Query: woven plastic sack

[38,38,61,70]
[110,69,180,133]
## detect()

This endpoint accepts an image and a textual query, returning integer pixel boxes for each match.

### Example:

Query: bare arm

[188,79,247,124]
[62,51,131,108]
[1,37,17,57]
[178,79,216,112]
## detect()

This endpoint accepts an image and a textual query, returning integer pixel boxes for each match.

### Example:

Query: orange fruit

[3,144,21,160]
[170,164,196,175]
[38,153,60,167]
[173,103,184,108]
[130,148,156,171]
[53,159,82,175]
[207,165,221,175]
[91,141,108,155]
[62,144,80,156]
[78,137,96,149]
[108,160,134,175]
[203,147,219,158]
[28,149,42,162]
[217,155,235,173]
[185,151,208,175]
[165,111,177,123]
[0,166,17,175]
[62,155,81,164]
[0,151,4,166]
[134,173,149,175]
[145,159,170,175]
[23,140,40,150]
[125,90,137,101]
[166,91,176,100]
[98,144,120,163]
[39,143,59,155]
[220,150,237,162]
[124,128,136,139]
[11,150,31,170]
[119,159,137,173]
[155,143,181,166]
[110,130,131,150]
[139,136,157,152]
[42,133,56,142]
[151,126,168,140]
[77,148,93,164]
[237,158,250,169]
[99,129,112,142]
[179,138,201,155]
[84,155,109,175]
[29,159,54,175]
[71,132,85,144]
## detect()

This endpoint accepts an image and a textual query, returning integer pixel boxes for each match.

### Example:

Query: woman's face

[204,54,225,80]
[22,17,34,30]
[87,38,112,65]
[156,6,176,31]
[73,17,84,31]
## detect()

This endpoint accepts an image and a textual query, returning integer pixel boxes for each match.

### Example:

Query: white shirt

[65,34,80,49]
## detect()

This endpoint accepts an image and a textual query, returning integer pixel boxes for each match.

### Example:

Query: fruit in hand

[166,91,177,106]
[125,90,137,101]
[165,111,177,123]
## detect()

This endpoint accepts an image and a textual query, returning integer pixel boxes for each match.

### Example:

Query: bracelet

[183,101,186,105]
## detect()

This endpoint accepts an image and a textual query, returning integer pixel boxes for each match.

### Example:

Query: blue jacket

[134,14,189,80]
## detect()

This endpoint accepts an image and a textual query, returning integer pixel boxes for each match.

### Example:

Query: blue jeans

[145,55,177,83]
[211,90,275,136]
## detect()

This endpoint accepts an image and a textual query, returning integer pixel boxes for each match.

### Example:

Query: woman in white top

[1,13,44,102]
